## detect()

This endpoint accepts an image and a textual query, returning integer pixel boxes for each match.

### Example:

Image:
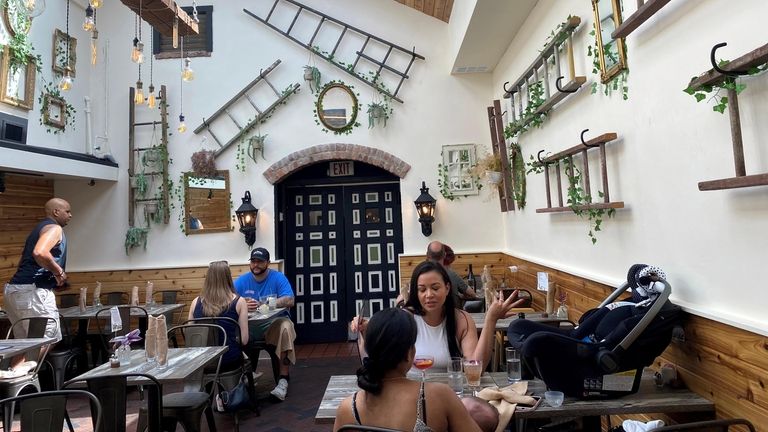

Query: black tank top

[10,218,66,288]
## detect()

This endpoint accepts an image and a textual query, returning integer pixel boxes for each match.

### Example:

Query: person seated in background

[461,396,499,432]
[334,308,482,432]
[354,260,524,371]
[427,241,475,305]
[234,247,296,401]
[188,260,249,372]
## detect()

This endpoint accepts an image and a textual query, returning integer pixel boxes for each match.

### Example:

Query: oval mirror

[316,82,359,134]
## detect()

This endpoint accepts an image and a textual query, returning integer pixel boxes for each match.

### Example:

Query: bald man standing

[4,198,71,343]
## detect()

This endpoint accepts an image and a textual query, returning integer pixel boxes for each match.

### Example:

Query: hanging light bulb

[182,58,194,81]
[59,67,73,91]
[178,114,187,133]
[147,84,156,109]
[131,37,141,63]
[25,0,45,18]
[90,0,102,8]
[134,80,145,105]
[83,4,95,31]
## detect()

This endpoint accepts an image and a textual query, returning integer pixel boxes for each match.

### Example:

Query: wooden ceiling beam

[119,0,199,37]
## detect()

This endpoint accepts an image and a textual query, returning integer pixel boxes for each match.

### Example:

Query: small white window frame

[441,144,479,197]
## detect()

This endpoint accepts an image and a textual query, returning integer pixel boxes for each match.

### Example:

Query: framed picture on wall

[42,93,66,130]
[52,28,77,77]
[0,46,36,110]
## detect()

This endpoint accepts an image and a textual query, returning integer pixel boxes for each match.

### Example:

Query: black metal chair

[64,373,163,432]
[137,323,224,432]
[0,389,102,432]
[156,289,182,325]
[92,306,148,365]
[184,316,259,429]
[649,419,756,432]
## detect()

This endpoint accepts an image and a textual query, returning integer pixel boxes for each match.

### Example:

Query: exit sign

[329,161,354,177]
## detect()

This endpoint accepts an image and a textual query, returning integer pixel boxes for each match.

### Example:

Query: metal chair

[0,317,58,428]
[156,289,182,325]
[104,291,126,305]
[0,389,102,432]
[649,419,756,432]
[64,373,163,432]
[137,323,224,432]
[184,316,259,429]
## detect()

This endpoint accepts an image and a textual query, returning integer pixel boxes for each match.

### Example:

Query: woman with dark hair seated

[334,308,482,432]
[188,260,249,371]
[354,260,524,371]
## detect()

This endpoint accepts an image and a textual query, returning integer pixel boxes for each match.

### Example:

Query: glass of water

[447,357,464,396]
[506,347,522,383]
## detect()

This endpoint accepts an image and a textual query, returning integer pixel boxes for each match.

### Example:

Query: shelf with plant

[124,226,149,255]
[532,132,624,244]
[502,16,585,140]
[684,60,767,114]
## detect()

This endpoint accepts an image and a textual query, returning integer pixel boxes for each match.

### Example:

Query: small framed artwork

[0,46,37,110]
[42,93,67,130]
[52,29,77,77]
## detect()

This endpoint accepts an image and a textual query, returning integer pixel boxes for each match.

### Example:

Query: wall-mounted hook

[580,129,600,148]
[556,76,577,93]
[710,43,751,77]
[503,81,512,95]
[501,110,507,117]
[537,149,547,164]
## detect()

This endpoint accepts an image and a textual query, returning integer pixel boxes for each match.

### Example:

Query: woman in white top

[356,260,524,371]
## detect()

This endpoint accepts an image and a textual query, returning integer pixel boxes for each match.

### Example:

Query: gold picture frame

[592,0,627,84]
[52,28,77,77]
[42,93,66,130]
[2,1,31,37]
[0,46,37,110]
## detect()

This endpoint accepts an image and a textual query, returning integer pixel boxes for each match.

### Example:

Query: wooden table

[0,337,55,359]
[516,371,715,431]
[69,346,227,432]
[248,307,286,322]
[58,303,184,319]
[314,372,508,424]
[469,312,570,331]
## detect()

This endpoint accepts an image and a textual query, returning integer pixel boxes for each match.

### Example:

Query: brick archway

[263,144,411,184]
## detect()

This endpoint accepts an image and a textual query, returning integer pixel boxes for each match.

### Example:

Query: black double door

[284,182,403,343]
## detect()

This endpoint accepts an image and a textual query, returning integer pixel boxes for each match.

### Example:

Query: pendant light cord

[179,36,184,114]
[65,0,70,63]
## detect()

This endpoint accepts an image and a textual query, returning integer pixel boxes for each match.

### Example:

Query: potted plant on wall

[366,100,392,129]
[472,152,503,185]
[303,65,322,93]
[190,150,217,178]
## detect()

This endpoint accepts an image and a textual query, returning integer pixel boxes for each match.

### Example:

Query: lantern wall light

[414,181,436,237]
[235,191,259,247]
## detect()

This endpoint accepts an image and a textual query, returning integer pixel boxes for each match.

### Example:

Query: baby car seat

[507,264,682,398]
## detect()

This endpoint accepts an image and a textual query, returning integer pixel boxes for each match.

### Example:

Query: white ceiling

[452,0,538,74]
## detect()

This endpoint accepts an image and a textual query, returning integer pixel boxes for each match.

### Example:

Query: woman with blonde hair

[189,260,249,371]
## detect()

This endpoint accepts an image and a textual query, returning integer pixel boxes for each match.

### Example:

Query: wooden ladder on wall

[686,42,768,191]
[503,16,585,135]
[243,0,425,103]
[192,59,300,158]
[535,131,624,214]
[128,85,170,227]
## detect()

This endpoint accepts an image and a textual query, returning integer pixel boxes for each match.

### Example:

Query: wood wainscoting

[400,253,768,429]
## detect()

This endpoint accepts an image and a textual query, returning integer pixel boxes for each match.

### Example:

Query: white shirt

[412,314,452,373]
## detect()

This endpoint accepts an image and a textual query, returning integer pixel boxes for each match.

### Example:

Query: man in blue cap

[234,247,296,401]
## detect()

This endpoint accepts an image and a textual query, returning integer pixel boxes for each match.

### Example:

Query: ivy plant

[509,143,527,209]
[683,61,767,114]
[313,80,361,136]
[38,82,76,134]
[124,227,149,255]
[504,80,548,140]
[563,158,615,244]
[586,28,629,100]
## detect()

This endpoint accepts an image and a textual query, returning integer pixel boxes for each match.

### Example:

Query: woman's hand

[486,289,526,321]
[350,316,368,335]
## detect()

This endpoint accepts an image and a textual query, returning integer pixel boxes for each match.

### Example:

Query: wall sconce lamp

[414,181,436,237]
[235,191,258,247]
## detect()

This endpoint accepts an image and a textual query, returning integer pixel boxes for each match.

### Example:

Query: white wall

[493,0,768,335]
[56,0,501,272]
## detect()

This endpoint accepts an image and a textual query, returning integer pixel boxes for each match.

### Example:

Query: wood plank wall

[0,174,54,291]
[400,252,768,429]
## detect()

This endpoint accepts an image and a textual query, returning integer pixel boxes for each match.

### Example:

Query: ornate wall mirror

[592,0,627,83]
[184,170,232,235]
[0,46,36,110]
[315,82,360,135]
[52,29,77,77]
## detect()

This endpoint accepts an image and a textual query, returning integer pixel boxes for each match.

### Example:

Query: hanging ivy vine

[38,81,76,134]
[586,27,629,100]
[509,143,527,209]
[683,61,767,114]
[503,80,548,140]
[563,158,615,244]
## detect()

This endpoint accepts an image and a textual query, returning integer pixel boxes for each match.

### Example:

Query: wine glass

[463,359,482,396]
[413,355,435,382]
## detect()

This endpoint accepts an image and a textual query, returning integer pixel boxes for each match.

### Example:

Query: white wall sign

[537,272,549,292]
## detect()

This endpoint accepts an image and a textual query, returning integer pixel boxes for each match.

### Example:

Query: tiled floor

[10,342,362,432]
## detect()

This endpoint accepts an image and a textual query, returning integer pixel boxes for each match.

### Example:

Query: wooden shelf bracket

[611,0,672,39]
